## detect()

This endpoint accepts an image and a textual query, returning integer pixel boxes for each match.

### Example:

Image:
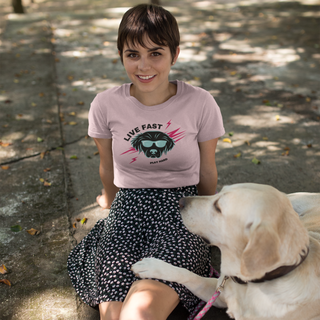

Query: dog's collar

[231,247,309,285]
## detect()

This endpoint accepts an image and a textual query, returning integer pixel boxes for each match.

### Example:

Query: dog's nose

[179,198,185,209]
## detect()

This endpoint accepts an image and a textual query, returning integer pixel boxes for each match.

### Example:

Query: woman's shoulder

[94,83,130,103]
[177,80,213,102]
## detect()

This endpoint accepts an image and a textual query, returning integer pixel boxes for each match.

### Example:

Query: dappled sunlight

[229,107,296,128]
[214,46,301,66]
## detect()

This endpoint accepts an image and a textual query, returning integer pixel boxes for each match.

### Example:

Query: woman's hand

[96,188,111,209]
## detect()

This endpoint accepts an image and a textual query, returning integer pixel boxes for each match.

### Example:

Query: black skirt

[67,186,211,313]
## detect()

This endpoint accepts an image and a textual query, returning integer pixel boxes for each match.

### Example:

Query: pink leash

[188,267,229,320]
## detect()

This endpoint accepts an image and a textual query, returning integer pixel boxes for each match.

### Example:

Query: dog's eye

[214,199,221,213]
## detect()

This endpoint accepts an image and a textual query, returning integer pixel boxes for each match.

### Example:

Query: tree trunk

[12,0,24,13]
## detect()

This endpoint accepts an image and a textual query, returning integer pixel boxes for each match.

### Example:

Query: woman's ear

[118,50,124,64]
[172,46,180,65]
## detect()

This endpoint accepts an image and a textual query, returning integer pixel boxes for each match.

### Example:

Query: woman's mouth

[136,75,156,83]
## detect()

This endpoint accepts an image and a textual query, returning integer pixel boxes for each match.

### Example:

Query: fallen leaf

[39,92,44,97]
[0,142,12,147]
[245,141,251,146]
[228,132,234,136]
[14,79,19,83]
[69,112,76,116]
[193,77,200,81]
[307,144,312,148]
[46,119,52,123]
[252,157,261,165]
[70,155,78,159]
[282,150,289,156]
[68,75,74,80]
[43,181,51,187]
[275,115,280,121]
[0,264,8,274]
[11,225,22,232]
[112,59,118,64]
[81,218,87,224]
[77,101,84,105]
[230,71,237,76]
[233,152,242,158]
[76,218,81,222]
[262,137,268,141]
[39,178,45,182]
[37,137,44,142]
[1,166,9,170]
[40,152,46,159]
[27,228,41,236]
[73,223,77,228]
[43,168,51,172]
[306,97,311,102]
[5,99,12,103]
[68,121,77,125]
[222,138,232,143]
[0,279,11,286]
[3,124,9,128]
[94,151,99,155]
[284,147,290,151]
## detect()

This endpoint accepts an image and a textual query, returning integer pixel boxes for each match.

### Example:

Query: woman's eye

[128,53,138,58]
[151,52,161,57]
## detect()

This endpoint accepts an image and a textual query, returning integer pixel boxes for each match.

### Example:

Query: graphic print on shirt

[121,120,185,164]
[131,131,175,159]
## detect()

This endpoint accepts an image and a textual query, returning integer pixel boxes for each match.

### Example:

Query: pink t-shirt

[88,80,225,188]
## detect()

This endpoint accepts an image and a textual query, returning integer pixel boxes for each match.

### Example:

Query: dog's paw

[131,258,176,281]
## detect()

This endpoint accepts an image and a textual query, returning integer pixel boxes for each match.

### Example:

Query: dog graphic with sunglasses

[131,131,175,159]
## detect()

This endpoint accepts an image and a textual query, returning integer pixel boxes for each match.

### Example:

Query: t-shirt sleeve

[197,92,225,142]
[88,94,112,139]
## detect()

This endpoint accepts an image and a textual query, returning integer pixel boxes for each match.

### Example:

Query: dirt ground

[0,0,319,319]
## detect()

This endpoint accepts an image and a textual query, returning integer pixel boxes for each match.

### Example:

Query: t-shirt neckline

[125,80,181,111]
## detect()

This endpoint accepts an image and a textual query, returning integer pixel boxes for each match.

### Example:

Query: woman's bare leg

[99,301,123,320]
[119,279,180,320]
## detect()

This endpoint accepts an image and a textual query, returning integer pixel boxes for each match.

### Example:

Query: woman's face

[120,36,179,100]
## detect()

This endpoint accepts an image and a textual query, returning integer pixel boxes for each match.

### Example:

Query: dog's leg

[132,258,223,304]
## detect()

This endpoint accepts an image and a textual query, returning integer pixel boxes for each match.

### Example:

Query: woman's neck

[130,82,177,106]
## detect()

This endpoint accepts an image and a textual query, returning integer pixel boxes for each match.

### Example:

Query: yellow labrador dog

[132,183,320,320]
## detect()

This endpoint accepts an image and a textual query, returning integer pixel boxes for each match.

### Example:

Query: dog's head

[179,183,309,281]
[131,131,175,159]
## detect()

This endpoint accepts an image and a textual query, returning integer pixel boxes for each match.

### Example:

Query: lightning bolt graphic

[166,128,186,142]
[130,157,138,164]
[166,120,172,129]
[121,147,138,155]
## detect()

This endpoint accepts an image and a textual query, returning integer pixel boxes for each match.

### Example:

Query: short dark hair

[117,4,180,63]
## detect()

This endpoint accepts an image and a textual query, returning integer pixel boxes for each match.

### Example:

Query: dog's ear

[240,222,281,279]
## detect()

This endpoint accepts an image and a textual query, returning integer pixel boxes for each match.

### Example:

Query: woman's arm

[197,138,219,196]
[93,138,119,209]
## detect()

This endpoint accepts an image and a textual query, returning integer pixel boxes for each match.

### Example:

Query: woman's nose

[138,57,150,70]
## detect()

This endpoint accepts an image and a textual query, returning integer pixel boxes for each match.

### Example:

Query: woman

[67,4,225,320]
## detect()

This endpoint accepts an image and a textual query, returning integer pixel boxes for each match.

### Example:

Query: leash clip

[216,276,229,293]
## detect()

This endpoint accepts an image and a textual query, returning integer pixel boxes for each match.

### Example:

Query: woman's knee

[120,280,179,320]
[99,301,122,320]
